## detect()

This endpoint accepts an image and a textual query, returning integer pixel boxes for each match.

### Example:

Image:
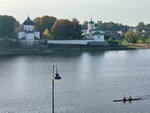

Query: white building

[82,19,105,41]
[18,17,40,44]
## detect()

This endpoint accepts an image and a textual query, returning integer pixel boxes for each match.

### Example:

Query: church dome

[23,17,34,25]
[89,20,94,24]
[89,18,94,24]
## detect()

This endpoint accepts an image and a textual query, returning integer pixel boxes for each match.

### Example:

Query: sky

[0,0,150,26]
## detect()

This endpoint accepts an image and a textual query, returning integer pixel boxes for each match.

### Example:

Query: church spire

[89,16,94,25]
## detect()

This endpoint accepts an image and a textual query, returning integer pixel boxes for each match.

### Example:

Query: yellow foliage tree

[43,28,52,39]
[125,30,139,43]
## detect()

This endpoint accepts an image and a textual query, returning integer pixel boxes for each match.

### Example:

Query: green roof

[92,32,103,36]
[87,41,107,44]
[82,32,89,36]
[89,20,94,24]
[90,29,103,31]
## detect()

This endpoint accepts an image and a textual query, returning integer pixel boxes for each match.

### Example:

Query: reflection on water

[0,50,150,113]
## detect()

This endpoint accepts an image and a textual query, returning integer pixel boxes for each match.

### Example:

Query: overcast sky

[0,0,150,26]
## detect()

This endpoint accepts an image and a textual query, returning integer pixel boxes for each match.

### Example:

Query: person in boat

[122,96,127,101]
[128,96,132,101]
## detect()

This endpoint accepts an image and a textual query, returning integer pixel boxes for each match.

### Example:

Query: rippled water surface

[0,50,150,113]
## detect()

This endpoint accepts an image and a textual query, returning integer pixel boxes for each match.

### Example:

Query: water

[0,50,150,113]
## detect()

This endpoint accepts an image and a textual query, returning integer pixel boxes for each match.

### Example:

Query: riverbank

[1,43,150,55]
[123,43,150,49]
[0,44,136,55]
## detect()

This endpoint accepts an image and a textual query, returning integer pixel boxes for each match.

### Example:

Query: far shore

[0,43,150,55]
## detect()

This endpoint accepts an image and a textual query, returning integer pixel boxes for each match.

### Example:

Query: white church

[82,19,105,41]
[18,17,40,45]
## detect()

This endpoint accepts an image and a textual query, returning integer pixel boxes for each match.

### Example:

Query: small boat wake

[137,94,150,100]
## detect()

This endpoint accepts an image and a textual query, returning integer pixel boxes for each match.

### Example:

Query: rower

[128,96,132,101]
[122,96,127,101]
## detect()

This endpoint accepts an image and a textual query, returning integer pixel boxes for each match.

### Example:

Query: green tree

[72,18,82,39]
[125,30,139,43]
[97,21,129,32]
[0,38,20,49]
[40,16,57,33]
[0,15,17,38]
[98,22,107,31]
[51,19,74,40]
[137,22,145,32]
[81,21,88,30]
[145,24,150,30]
[13,21,20,38]
[33,16,57,35]
[33,17,41,31]
[108,38,113,42]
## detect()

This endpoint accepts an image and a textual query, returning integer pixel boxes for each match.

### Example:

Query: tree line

[81,21,129,32]
[0,15,82,40]
[124,22,150,43]
[0,15,132,40]
[33,16,82,39]
[1,14,150,43]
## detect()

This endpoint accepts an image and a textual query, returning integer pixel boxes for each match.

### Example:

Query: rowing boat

[113,98,141,102]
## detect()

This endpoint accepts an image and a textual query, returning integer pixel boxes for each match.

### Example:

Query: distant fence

[48,40,96,45]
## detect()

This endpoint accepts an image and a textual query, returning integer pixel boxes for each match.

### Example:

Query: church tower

[23,17,34,31]
[88,18,94,31]
[18,16,40,45]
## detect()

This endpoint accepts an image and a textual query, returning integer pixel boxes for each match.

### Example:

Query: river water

[0,50,150,113]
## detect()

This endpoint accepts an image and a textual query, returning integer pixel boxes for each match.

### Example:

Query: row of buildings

[18,17,105,45]
[19,16,149,45]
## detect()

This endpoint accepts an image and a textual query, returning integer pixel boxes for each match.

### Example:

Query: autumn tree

[40,16,57,33]
[43,28,52,39]
[108,38,113,42]
[51,19,75,40]
[33,16,57,35]
[33,17,41,31]
[125,30,139,43]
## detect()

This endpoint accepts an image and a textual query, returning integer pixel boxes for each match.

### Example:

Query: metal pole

[52,65,55,113]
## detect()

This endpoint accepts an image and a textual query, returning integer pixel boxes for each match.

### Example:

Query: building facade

[18,17,40,45]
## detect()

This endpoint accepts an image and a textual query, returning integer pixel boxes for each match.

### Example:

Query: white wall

[48,40,106,45]
[18,31,25,39]
[24,25,34,31]
[26,33,35,42]
[93,35,104,41]
[48,40,91,45]
[34,32,40,39]
[88,23,94,30]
